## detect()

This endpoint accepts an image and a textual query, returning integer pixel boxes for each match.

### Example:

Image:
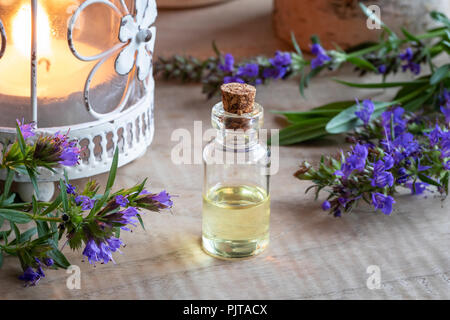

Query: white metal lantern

[0,0,157,200]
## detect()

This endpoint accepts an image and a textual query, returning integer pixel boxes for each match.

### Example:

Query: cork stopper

[221,83,256,115]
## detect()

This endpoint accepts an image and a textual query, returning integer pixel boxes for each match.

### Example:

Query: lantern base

[0,77,155,184]
[17,181,55,202]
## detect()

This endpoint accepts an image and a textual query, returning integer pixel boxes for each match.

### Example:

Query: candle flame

[12,2,52,57]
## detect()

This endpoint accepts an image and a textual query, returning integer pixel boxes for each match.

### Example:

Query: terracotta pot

[157,0,232,9]
[273,0,450,51]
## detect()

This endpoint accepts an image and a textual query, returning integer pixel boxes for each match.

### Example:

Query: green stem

[22,212,61,222]
[4,202,54,209]
[346,29,447,59]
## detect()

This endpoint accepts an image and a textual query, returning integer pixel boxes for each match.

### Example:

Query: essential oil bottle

[202,83,271,259]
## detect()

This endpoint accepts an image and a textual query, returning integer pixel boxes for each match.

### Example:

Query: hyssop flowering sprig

[155,5,449,146]
[295,100,449,217]
[0,122,173,286]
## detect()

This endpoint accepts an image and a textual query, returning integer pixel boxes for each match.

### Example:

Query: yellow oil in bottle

[202,184,270,259]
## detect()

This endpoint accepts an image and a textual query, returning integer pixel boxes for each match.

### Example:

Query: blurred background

[155,0,450,59]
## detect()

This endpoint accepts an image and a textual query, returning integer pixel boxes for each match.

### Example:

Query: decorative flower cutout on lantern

[67,0,157,119]
[115,0,157,81]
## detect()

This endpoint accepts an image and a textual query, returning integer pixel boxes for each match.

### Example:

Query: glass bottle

[202,86,271,259]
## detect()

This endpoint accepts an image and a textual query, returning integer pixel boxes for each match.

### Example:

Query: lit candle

[0,1,119,126]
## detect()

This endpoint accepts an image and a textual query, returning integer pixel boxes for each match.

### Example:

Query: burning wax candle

[0,1,119,126]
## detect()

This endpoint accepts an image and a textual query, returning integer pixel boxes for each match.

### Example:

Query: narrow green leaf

[49,216,58,244]
[291,32,303,57]
[0,209,32,224]
[418,173,441,187]
[15,122,27,156]
[59,179,69,212]
[137,214,146,231]
[346,57,377,72]
[430,64,449,85]
[273,110,338,123]
[430,11,450,28]
[274,121,328,145]
[106,147,119,192]
[403,90,435,112]
[0,250,3,268]
[48,248,71,269]
[26,167,39,198]
[20,227,37,243]
[32,195,38,215]
[63,169,69,184]
[0,169,14,203]
[36,220,50,238]
[401,27,421,43]
[88,190,110,219]
[334,78,428,88]
[280,126,328,145]
[0,230,11,240]
[2,194,15,206]
[9,227,36,245]
[10,221,20,244]
[41,194,62,216]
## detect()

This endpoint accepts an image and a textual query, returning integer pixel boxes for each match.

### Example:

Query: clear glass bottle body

[202,102,271,259]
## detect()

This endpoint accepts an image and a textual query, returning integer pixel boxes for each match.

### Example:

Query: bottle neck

[211,101,264,151]
[216,128,259,150]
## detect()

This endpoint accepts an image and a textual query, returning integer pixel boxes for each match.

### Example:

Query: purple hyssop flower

[371,192,395,215]
[371,160,394,188]
[269,51,291,68]
[75,195,95,210]
[444,160,450,170]
[262,67,287,80]
[16,119,36,140]
[399,48,420,75]
[441,106,450,124]
[381,106,407,139]
[44,258,54,267]
[59,147,80,166]
[310,43,331,69]
[82,237,123,265]
[52,132,81,167]
[321,200,331,211]
[223,75,244,84]
[440,89,450,123]
[426,124,443,147]
[334,144,368,179]
[396,167,409,184]
[377,64,386,74]
[151,190,174,208]
[355,99,374,126]
[333,208,342,217]
[19,267,42,286]
[115,195,129,207]
[236,63,259,78]
[262,51,291,80]
[65,183,76,195]
[219,53,235,73]
[117,206,140,230]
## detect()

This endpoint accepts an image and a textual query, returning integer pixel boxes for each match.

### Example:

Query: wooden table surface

[1,0,449,299]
